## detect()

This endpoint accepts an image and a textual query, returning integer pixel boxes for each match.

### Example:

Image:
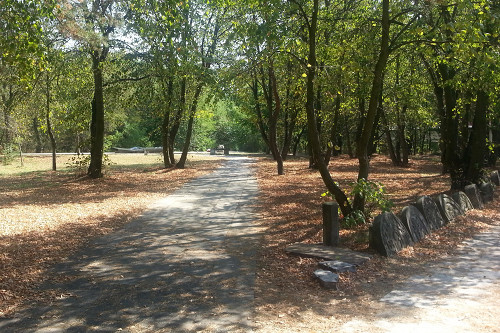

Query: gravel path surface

[0,157,260,333]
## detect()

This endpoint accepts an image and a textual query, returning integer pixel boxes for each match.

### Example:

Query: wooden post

[322,202,339,246]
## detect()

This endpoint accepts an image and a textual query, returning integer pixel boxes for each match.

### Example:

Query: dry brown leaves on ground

[253,154,499,331]
[1,153,498,331]
[0,159,220,317]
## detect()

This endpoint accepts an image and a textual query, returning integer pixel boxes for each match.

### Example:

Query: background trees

[2,0,498,217]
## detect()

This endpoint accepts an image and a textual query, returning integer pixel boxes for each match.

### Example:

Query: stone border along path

[0,156,260,333]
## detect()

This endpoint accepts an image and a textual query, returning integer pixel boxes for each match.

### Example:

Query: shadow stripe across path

[1,156,261,333]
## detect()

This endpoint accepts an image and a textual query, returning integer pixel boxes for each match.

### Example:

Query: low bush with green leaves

[322,178,393,228]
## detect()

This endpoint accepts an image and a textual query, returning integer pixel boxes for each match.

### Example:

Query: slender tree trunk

[400,106,409,166]
[88,54,105,178]
[465,89,488,184]
[251,74,270,149]
[168,77,186,165]
[177,84,203,169]
[292,127,305,156]
[324,95,341,165]
[305,0,351,216]
[33,117,42,153]
[268,62,284,175]
[46,73,56,171]
[354,0,390,212]
[162,78,174,168]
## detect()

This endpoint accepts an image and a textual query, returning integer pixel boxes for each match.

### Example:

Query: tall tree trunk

[46,73,56,171]
[354,0,390,212]
[381,108,399,166]
[396,105,409,167]
[33,117,42,153]
[88,54,105,179]
[292,127,305,156]
[268,62,284,175]
[324,95,341,165]
[305,0,351,216]
[176,84,203,169]
[465,89,488,184]
[168,77,186,165]
[251,74,270,149]
[162,78,174,168]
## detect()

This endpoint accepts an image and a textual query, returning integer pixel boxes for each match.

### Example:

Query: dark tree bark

[268,62,284,175]
[292,127,305,156]
[381,108,398,166]
[259,60,284,175]
[88,52,106,178]
[45,73,56,171]
[353,0,390,212]
[251,73,270,149]
[176,83,203,169]
[161,78,174,168]
[33,117,42,153]
[465,89,489,184]
[168,77,186,165]
[324,94,341,165]
[396,105,409,167]
[304,0,351,216]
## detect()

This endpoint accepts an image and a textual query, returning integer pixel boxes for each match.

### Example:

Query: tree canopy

[1,0,499,218]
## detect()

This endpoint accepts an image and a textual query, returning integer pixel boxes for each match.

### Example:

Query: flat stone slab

[285,243,372,266]
[313,269,339,290]
[319,260,357,273]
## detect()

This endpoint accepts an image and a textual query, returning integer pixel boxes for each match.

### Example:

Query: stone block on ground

[414,196,445,230]
[314,269,339,290]
[491,170,500,186]
[399,205,430,243]
[479,182,494,203]
[285,243,372,266]
[319,260,357,273]
[369,212,413,257]
[464,184,484,209]
[434,193,464,224]
[452,191,474,213]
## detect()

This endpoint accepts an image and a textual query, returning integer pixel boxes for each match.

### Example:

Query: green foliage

[106,122,152,150]
[350,178,393,216]
[322,178,393,228]
[1,143,17,165]
[343,210,366,229]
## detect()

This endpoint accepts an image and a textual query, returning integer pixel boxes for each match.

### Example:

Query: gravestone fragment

[319,261,357,273]
[314,269,339,290]
[491,171,500,186]
[415,196,445,230]
[452,191,474,213]
[369,212,413,257]
[399,205,430,243]
[434,194,464,223]
[479,182,494,203]
[464,184,484,209]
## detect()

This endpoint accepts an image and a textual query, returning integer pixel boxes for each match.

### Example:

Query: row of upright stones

[370,170,500,257]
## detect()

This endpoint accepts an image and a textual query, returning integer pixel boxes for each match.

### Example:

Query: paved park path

[340,223,500,333]
[1,156,260,333]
